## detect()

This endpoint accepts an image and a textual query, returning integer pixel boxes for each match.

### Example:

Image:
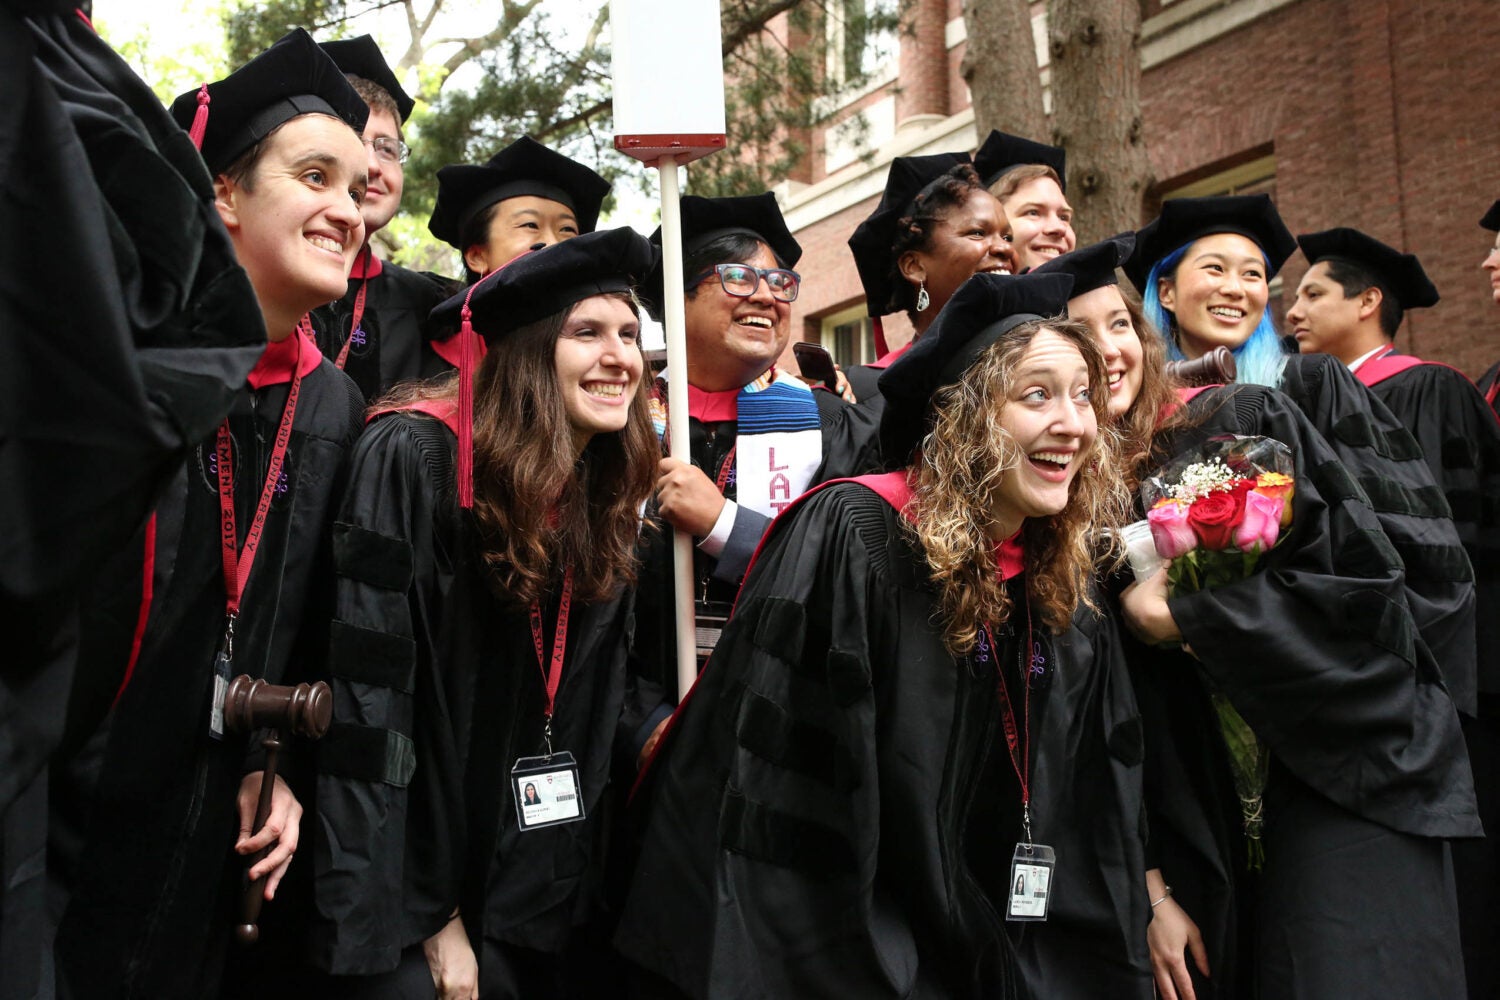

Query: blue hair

[1141,240,1287,388]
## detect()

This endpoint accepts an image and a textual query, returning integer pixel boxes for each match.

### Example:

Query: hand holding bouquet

[1140,435,1294,591]
[1136,435,1296,870]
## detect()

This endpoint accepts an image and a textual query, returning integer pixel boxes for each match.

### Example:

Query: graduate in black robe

[624,194,879,763]
[618,272,1151,1000]
[844,153,1015,408]
[420,135,612,382]
[309,36,460,403]
[1104,214,1481,995]
[1476,201,1500,414]
[312,229,659,998]
[0,7,266,995]
[46,30,370,999]
[1287,226,1500,998]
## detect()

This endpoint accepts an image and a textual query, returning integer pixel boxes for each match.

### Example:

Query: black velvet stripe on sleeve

[718,787,859,878]
[332,521,414,590]
[318,722,418,787]
[328,619,417,692]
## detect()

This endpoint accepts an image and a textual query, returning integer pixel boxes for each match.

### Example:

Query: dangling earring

[916,281,930,312]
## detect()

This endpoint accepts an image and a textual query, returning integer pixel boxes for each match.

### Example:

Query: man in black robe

[624,194,878,767]
[1477,201,1500,414]
[0,5,266,994]
[1287,226,1500,998]
[47,30,369,999]
[310,35,460,403]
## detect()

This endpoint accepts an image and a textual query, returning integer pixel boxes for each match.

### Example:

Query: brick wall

[788,0,1500,375]
[1141,0,1500,374]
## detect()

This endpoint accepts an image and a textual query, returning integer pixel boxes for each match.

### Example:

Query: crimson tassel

[187,84,211,151]
[873,315,888,357]
[457,302,476,509]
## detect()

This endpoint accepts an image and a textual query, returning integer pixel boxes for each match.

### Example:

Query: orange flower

[1253,472,1294,526]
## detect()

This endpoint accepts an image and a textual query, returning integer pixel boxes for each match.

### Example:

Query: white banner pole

[656,154,699,700]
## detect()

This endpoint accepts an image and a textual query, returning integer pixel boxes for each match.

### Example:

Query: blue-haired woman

[1126,194,1295,390]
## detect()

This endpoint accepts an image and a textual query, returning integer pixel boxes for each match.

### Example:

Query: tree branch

[721,0,804,56]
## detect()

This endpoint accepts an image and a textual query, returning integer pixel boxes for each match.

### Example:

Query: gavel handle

[235,733,282,945]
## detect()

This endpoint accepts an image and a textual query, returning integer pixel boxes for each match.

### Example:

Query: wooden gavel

[222,674,332,945]
[1166,345,1237,386]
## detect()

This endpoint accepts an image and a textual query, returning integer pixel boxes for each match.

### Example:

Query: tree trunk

[962,0,1046,142]
[1046,0,1153,242]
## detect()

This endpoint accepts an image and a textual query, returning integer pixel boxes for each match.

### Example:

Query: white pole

[656,154,699,700]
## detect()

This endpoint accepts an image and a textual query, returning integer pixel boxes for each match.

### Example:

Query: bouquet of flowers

[1139,435,1295,870]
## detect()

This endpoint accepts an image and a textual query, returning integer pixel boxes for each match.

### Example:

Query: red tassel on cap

[457,298,477,508]
[187,84,211,151]
[453,245,544,509]
[872,315,888,357]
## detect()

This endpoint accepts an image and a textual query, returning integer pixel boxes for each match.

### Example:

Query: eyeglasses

[689,263,801,303]
[364,136,410,165]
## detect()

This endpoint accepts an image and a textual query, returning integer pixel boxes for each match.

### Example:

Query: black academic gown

[312,413,634,988]
[621,386,880,758]
[49,345,362,1000]
[1354,356,1500,1000]
[309,256,460,403]
[1278,354,1478,714]
[1126,382,1479,1000]
[616,481,1151,1000]
[1477,360,1500,419]
[0,11,265,997]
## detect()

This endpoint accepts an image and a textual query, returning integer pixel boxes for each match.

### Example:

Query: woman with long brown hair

[312,229,658,999]
[615,271,1151,999]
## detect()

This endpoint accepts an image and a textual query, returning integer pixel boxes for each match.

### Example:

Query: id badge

[512,751,585,831]
[209,651,231,740]
[1006,842,1056,921]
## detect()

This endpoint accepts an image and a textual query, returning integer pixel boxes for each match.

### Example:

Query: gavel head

[1165,345,1238,387]
[223,676,333,739]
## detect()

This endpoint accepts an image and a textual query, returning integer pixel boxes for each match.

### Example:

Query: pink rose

[1234,490,1284,553]
[1147,502,1197,559]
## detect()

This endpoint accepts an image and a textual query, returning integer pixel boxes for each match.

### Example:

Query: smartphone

[792,341,839,390]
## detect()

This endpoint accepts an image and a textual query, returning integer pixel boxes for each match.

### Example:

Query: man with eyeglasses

[623,194,877,768]
[313,36,460,401]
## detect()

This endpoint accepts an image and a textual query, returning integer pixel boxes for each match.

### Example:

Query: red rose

[1187,487,1249,550]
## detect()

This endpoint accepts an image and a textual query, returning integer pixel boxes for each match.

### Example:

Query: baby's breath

[1166,458,1237,502]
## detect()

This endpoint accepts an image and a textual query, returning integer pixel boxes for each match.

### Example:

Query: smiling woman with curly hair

[615,271,1152,1000]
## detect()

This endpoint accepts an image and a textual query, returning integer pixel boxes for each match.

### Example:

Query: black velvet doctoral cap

[1125,194,1296,293]
[640,192,801,319]
[319,35,415,123]
[1032,233,1136,299]
[972,129,1067,192]
[848,151,972,317]
[428,227,654,345]
[1296,227,1439,310]
[170,28,369,175]
[428,136,610,249]
[1480,200,1500,233]
[878,271,1075,467]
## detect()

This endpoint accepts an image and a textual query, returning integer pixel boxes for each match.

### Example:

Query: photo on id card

[512,751,584,831]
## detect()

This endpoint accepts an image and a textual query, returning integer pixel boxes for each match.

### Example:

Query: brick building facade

[777,0,1500,375]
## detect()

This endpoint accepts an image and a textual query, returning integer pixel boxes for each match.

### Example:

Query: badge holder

[512,722,585,832]
[1006,840,1056,922]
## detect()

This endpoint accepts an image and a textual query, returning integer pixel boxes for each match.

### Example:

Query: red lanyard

[529,567,575,720]
[985,609,1036,842]
[1488,379,1500,408]
[334,246,372,371]
[217,325,305,637]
